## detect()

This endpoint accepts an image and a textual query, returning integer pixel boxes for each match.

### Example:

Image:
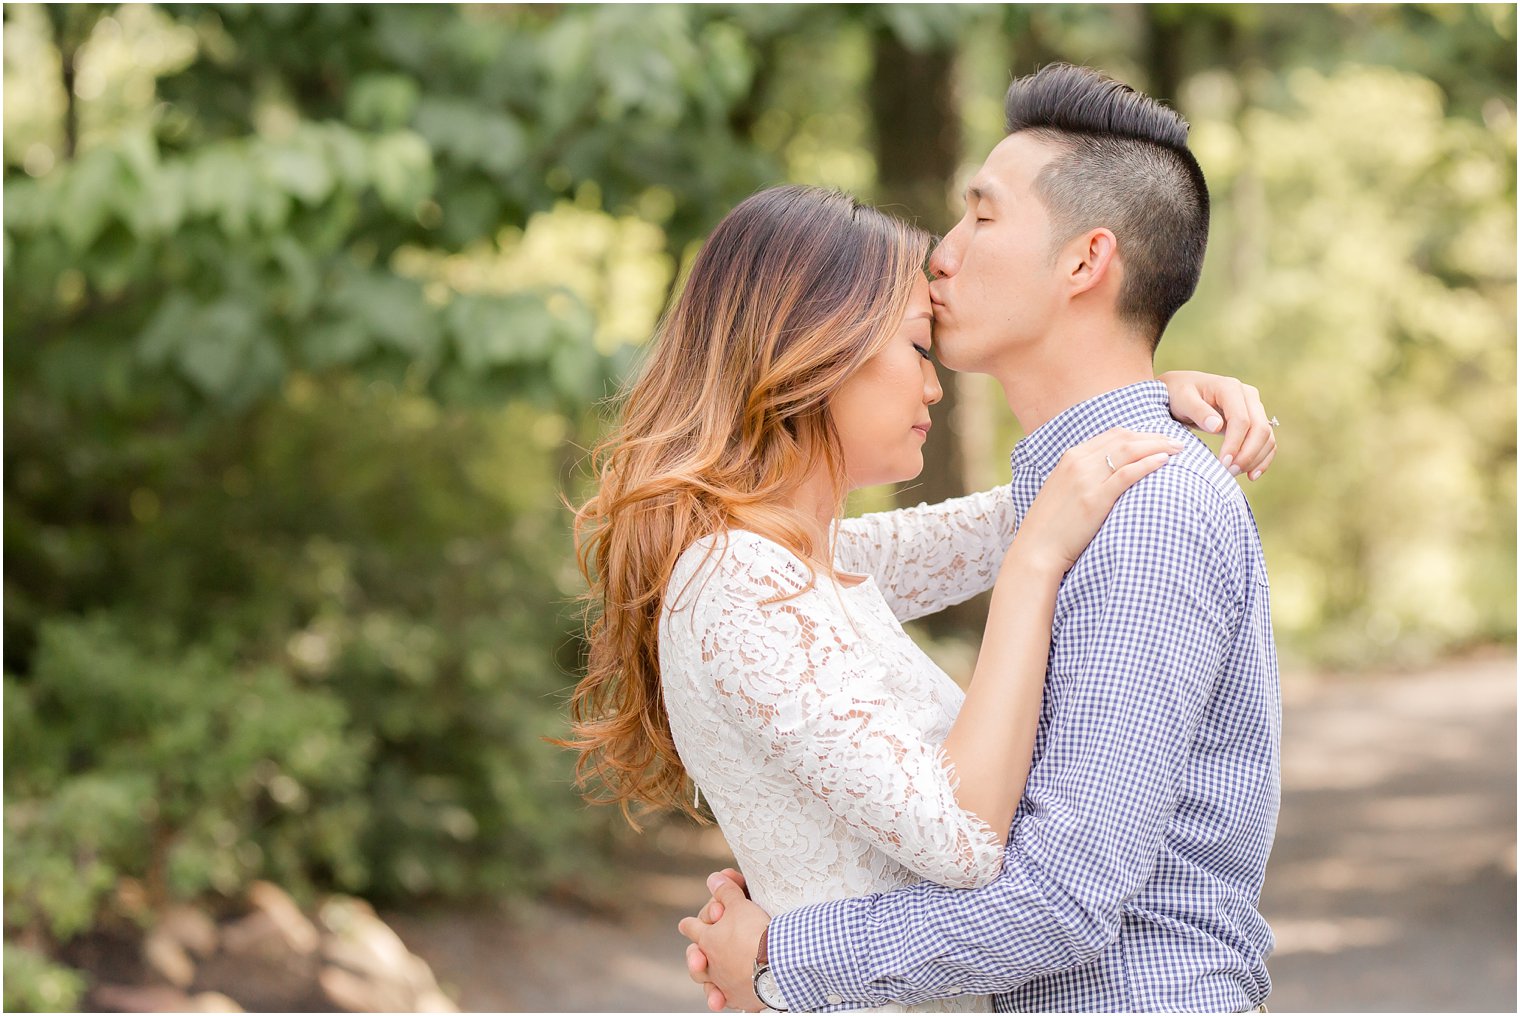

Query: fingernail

[1220,454,1233,468]
[1205,415,1223,433]
[706,873,724,892]
[1229,464,1243,477]
[1249,469,1262,481]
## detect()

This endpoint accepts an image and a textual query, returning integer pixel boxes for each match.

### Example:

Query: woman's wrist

[1000,535,1069,587]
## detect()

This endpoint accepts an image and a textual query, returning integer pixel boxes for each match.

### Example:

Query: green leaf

[448,293,554,372]
[266,139,334,206]
[347,73,422,131]
[370,131,435,214]
[178,300,259,397]
[55,150,122,252]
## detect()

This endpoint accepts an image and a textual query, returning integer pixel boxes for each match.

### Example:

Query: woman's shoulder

[665,528,818,616]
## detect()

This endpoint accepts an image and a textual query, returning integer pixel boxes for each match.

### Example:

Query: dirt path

[387,651,1516,1012]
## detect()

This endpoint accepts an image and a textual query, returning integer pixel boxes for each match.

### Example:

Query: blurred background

[3,4,1514,1012]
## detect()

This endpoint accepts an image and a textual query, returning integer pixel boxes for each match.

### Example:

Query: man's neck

[988,323,1155,433]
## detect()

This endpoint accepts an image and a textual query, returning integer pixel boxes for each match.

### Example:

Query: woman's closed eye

[912,343,934,363]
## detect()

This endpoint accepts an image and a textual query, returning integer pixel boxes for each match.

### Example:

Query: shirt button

[825,993,843,1005]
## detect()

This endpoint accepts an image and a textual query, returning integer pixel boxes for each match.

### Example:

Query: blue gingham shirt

[769,381,1280,1013]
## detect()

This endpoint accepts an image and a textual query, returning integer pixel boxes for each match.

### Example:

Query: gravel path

[388,650,1516,1012]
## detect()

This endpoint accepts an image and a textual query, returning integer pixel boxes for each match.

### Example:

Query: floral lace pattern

[659,486,1018,1014]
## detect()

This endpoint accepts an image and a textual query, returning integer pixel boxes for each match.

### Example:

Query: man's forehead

[965,132,1060,199]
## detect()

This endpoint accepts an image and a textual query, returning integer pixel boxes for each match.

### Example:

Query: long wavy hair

[559,185,932,825]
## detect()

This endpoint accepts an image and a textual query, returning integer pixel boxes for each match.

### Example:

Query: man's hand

[678,870,771,1013]
[1158,370,1279,481]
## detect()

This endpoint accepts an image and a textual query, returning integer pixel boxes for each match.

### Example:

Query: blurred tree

[866,7,986,638]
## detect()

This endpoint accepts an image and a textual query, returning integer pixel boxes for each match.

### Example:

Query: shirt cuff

[769,898,878,1012]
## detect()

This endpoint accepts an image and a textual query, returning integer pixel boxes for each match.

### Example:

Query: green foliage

[3,943,86,1013]
[6,615,368,937]
[1167,63,1516,664]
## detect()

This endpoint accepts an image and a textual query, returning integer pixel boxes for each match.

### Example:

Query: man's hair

[1004,63,1209,348]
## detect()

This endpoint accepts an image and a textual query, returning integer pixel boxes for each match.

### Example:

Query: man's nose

[928,226,962,279]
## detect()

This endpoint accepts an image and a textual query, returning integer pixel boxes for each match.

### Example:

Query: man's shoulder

[1113,437,1244,516]
[1084,436,1256,570]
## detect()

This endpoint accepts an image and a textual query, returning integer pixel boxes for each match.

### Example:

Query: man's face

[927,132,1065,372]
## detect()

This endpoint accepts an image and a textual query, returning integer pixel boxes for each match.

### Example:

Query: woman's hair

[559,185,931,825]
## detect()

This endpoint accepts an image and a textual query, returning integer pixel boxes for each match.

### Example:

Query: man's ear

[1066,227,1119,298]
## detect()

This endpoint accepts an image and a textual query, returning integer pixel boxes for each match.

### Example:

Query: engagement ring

[1268,416,1280,428]
[1105,454,1117,473]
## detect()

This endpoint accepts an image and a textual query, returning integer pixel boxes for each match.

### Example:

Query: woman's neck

[789,467,845,564]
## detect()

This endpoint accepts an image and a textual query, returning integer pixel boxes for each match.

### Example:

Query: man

[679,63,1280,1013]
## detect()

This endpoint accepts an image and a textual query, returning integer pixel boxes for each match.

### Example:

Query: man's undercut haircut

[1005,63,1210,349]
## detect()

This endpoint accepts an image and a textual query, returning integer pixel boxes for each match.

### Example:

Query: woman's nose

[924,362,943,406]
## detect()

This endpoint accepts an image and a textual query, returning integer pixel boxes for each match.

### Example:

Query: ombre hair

[559,185,931,824]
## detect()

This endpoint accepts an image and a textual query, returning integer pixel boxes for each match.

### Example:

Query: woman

[561,186,1274,1012]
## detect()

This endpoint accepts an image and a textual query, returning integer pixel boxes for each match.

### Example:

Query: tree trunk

[868,29,985,640]
[1142,4,1186,108]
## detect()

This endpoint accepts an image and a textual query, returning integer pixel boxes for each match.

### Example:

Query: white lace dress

[659,485,1018,1014]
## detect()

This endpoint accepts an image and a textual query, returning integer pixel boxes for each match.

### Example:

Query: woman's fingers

[1214,382,1256,469]
[1245,444,1277,482]
[1224,385,1273,475]
[1166,381,1224,433]
[1107,451,1174,489]
[1086,429,1184,472]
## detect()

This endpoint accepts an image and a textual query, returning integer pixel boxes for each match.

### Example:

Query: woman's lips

[912,423,931,438]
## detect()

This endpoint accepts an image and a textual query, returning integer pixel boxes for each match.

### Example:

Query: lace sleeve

[832,485,1017,623]
[681,532,1005,890]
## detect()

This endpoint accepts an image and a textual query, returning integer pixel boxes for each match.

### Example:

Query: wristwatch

[752,926,788,1011]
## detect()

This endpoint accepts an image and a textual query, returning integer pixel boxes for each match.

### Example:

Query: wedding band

[1268,416,1280,428]
[1105,454,1117,473]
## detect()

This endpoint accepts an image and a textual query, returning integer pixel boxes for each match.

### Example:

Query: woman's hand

[1014,428,1184,577]
[1158,370,1278,481]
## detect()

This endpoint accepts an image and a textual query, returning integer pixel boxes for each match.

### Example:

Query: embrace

[563,64,1280,1013]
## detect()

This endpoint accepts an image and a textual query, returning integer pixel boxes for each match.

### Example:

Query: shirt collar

[1010,380,1174,512]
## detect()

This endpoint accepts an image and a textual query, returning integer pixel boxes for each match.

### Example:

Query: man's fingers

[677,916,703,944]
[720,867,750,897]
[706,986,727,1012]
[709,874,749,908]
[686,942,710,981]
[698,896,723,924]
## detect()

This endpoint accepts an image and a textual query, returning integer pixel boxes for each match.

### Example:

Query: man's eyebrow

[964,184,1000,205]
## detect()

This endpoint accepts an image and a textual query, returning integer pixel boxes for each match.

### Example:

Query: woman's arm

[939,428,1181,843]
[832,484,1016,622]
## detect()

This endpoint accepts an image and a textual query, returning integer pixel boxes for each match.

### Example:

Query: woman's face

[830,275,943,489]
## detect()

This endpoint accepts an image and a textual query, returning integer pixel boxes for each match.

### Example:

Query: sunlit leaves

[1169,64,1516,663]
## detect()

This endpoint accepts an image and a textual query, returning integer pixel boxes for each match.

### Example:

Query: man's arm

[688,469,1245,1011]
